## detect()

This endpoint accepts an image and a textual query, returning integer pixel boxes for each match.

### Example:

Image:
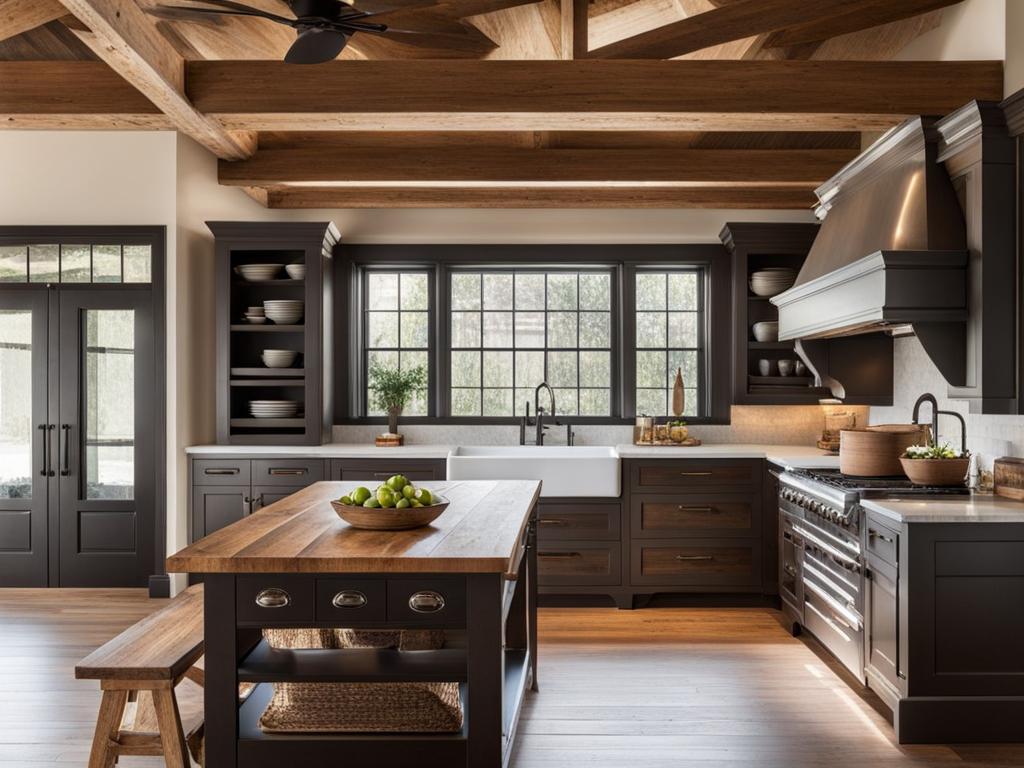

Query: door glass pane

[92,246,122,283]
[0,311,33,499]
[123,245,152,283]
[85,310,134,500]
[61,245,91,283]
[28,245,59,283]
[0,246,28,283]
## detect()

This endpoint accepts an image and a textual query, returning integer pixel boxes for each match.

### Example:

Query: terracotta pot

[839,424,931,476]
[900,457,970,487]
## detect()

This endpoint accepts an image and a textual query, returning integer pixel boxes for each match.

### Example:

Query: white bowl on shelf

[244,315,267,324]
[264,299,304,325]
[750,268,797,297]
[261,349,298,368]
[235,264,284,281]
[752,321,779,342]
[285,264,306,280]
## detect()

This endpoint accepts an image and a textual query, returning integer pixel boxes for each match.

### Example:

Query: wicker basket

[900,457,970,486]
[840,424,930,476]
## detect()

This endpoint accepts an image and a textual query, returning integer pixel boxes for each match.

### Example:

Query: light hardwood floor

[1,590,1021,767]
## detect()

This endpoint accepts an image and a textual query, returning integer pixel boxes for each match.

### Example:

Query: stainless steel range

[777,468,969,680]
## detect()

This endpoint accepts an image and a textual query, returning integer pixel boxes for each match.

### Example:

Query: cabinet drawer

[632,493,759,538]
[386,578,466,627]
[331,459,445,483]
[194,459,250,485]
[252,459,325,486]
[865,515,899,566]
[537,503,620,541]
[934,540,1024,576]
[632,539,761,587]
[631,459,761,491]
[538,541,621,586]
[316,578,387,624]
[236,575,314,625]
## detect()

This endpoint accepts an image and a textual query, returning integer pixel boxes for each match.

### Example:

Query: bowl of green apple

[331,475,449,530]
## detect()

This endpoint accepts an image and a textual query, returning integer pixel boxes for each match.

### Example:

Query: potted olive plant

[368,363,427,445]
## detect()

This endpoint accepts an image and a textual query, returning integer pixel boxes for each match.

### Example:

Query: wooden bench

[76,584,205,768]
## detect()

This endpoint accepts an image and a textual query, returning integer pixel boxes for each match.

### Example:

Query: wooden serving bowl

[330,495,449,530]
[899,457,970,487]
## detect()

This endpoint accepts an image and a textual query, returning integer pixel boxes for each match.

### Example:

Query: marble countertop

[186,441,837,467]
[861,495,1024,524]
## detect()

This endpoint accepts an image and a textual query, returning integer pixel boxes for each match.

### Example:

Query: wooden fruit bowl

[899,457,970,487]
[330,495,449,531]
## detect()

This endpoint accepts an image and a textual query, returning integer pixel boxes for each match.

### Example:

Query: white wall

[1007,0,1024,93]
[896,0,1005,61]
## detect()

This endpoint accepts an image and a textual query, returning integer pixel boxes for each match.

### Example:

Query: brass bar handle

[60,424,71,477]
[269,468,306,476]
[676,506,718,513]
[372,472,398,479]
[868,530,895,545]
[408,590,445,613]
[539,552,583,559]
[679,471,713,477]
[676,555,714,561]
[204,467,240,475]
[255,588,291,609]
[332,590,368,609]
[539,519,567,526]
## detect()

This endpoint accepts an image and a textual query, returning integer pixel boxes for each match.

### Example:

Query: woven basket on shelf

[258,627,462,734]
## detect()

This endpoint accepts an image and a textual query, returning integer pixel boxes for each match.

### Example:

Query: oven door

[779,509,804,622]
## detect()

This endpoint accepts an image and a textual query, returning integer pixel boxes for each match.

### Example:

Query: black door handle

[60,424,71,476]
[38,425,48,477]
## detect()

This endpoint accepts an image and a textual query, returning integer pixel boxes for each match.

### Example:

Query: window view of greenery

[635,271,702,418]
[364,271,430,416]
[0,244,151,284]
[449,270,613,417]
[0,310,32,499]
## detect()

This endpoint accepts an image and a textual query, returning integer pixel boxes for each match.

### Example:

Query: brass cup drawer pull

[332,590,368,609]
[679,471,713,477]
[255,588,291,609]
[676,506,717,513]
[205,467,240,475]
[269,468,306,476]
[538,551,583,559]
[408,590,446,614]
[675,554,714,562]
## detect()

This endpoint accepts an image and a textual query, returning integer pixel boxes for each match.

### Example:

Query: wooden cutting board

[994,457,1024,500]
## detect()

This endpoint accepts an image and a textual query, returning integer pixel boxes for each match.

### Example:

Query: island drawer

[537,502,621,541]
[630,459,762,492]
[194,459,251,485]
[538,541,621,586]
[316,578,387,623]
[330,459,446,483]
[631,539,762,587]
[236,575,315,625]
[387,578,466,627]
[631,493,760,538]
[865,514,900,566]
[252,459,325,486]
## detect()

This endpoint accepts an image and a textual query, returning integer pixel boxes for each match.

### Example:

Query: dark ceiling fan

[148,0,476,63]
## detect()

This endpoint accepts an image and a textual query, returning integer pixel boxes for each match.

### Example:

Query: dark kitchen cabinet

[192,485,250,538]
[328,458,445,483]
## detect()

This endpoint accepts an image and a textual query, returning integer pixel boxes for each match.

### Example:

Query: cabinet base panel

[897,697,1024,744]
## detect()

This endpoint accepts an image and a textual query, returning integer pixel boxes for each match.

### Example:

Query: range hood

[771,116,969,386]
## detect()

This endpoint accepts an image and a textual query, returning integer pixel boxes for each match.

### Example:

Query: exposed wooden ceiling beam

[766,0,961,48]
[218,146,855,186]
[261,185,818,209]
[587,0,952,59]
[0,61,171,128]
[56,0,254,159]
[186,60,1003,133]
[561,0,588,59]
[0,0,65,43]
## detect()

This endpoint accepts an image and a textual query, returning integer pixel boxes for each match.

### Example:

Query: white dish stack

[261,349,298,368]
[285,264,306,280]
[235,264,283,281]
[249,400,299,419]
[263,300,304,325]
[749,268,797,297]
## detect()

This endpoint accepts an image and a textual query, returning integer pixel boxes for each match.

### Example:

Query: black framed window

[362,270,431,416]
[634,269,703,418]
[448,269,614,417]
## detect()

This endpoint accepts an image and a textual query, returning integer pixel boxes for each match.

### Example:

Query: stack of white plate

[261,349,297,368]
[285,264,306,280]
[235,264,283,281]
[249,400,299,419]
[750,268,797,297]
[263,300,304,324]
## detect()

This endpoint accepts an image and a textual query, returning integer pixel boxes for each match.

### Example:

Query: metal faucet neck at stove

[911,392,939,445]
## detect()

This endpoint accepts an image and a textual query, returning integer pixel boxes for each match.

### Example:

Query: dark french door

[0,229,163,587]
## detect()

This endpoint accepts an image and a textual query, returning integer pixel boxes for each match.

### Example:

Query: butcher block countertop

[166,480,541,576]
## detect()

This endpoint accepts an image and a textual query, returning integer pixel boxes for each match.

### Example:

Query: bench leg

[152,688,191,768]
[88,690,127,768]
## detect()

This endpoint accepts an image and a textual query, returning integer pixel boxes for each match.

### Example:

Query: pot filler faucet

[520,382,573,446]
[911,392,968,455]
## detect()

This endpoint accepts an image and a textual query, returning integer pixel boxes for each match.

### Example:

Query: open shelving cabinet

[210,221,338,444]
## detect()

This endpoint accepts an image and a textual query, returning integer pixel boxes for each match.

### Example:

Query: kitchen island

[167,479,540,768]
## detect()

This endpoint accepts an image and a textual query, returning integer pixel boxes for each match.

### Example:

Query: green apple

[402,484,416,500]
[386,474,408,492]
[339,495,353,506]
[376,487,396,508]
[395,498,411,509]
[414,488,433,506]
[362,497,380,509]
[350,486,371,505]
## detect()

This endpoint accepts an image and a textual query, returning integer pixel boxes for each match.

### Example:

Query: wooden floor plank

[0,592,1020,768]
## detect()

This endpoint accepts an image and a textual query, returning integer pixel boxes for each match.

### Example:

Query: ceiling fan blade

[285,27,350,63]
[344,0,441,12]
[155,0,297,24]
[371,25,496,53]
